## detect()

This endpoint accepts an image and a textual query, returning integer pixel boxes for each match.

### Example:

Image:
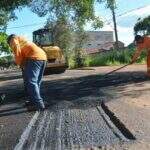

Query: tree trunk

[112,8,119,50]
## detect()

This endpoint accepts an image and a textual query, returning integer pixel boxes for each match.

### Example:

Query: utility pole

[111,7,119,49]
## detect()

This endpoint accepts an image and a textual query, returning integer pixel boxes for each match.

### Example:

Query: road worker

[7,34,47,111]
[131,35,150,77]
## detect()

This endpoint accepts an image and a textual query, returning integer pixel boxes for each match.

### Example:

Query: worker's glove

[130,60,134,64]
[20,64,25,69]
[130,59,136,64]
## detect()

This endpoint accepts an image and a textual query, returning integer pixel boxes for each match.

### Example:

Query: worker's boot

[25,100,34,107]
[24,101,37,111]
[25,100,49,111]
[24,100,41,111]
[37,101,50,111]
[37,101,45,111]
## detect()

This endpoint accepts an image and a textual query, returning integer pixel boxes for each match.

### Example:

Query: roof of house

[85,41,124,54]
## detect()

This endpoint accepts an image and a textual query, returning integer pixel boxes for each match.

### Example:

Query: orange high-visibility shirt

[10,36,47,66]
[137,36,150,50]
[132,36,150,62]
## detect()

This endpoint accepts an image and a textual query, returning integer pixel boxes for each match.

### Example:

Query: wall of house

[83,31,114,50]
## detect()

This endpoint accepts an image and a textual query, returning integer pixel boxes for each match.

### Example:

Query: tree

[73,28,87,67]
[0,10,17,32]
[0,10,16,54]
[0,0,30,11]
[0,0,30,54]
[30,0,104,67]
[134,16,150,35]
[29,0,104,30]
[0,0,30,31]
[45,16,73,64]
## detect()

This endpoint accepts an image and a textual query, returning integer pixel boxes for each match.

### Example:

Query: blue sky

[6,0,150,46]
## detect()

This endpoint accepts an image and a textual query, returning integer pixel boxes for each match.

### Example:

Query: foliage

[134,16,150,35]
[29,0,106,67]
[45,16,72,64]
[127,42,135,50]
[0,0,30,31]
[73,27,87,67]
[0,32,10,54]
[0,10,16,31]
[0,55,15,68]
[0,0,30,11]
[97,0,116,10]
[30,0,102,27]
[29,0,104,33]
[92,16,103,30]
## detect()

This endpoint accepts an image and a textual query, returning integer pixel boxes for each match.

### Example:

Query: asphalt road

[0,66,147,149]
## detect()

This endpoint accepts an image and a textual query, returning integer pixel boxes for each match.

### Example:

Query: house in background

[83,31,124,55]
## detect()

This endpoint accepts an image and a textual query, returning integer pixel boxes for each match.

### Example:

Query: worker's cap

[7,34,16,45]
[134,35,143,42]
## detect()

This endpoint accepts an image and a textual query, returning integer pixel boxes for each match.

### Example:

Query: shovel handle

[103,64,130,77]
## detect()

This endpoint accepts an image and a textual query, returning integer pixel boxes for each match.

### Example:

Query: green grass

[84,48,146,67]
[69,48,146,69]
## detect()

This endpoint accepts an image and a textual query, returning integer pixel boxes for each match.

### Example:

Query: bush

[68,48,146,69]
[0,55,15,69]
[84,48,146,67]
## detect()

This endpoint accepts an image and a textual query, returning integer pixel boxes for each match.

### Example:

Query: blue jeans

[23,60,46,109]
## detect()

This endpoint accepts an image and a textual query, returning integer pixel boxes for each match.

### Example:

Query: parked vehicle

[33,28,67,74]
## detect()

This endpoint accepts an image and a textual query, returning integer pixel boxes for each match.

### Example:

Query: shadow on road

[0,109,27,117]
[0,75,23,82]
[42,71,149,105]
[0,70,149,117]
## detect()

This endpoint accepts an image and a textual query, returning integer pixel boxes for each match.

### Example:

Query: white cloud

[117,26,133,33]
[117,26,134,46]
[100,24,113,31]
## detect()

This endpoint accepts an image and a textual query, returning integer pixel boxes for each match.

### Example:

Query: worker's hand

[130,58,137,64]
[20,64,24,69]
[20,61,25,69]
[130,60,134,64]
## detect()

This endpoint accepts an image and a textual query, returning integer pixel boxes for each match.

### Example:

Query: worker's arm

[10,38,23,67]
[131,44,144,64]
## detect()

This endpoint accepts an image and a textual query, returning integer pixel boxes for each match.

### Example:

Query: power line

[7,22,45,30]
[117,4,150,18]
[105,4,150,25]
[101,4,150,43]
[6,4,150,30]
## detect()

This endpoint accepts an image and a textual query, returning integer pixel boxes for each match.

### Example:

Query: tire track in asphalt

[29,111,48,150]
[14,102,132,149]
[54,109,63,150]
[14,111,40,150]
[61,109,73,149]
[40,112,53,150]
